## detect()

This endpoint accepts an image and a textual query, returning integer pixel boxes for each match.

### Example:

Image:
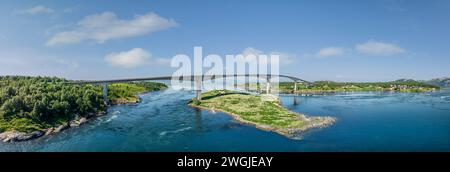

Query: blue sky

[0,0,449,81]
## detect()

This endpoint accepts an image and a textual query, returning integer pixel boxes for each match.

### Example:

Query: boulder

[45,128,55,135]
[54,123,69,133]
[78,117,88,124]
[0,131,24,142]
[69,122,79,128]
[16,131,45,141]
[0,130,44,142]
[70,117,88,127]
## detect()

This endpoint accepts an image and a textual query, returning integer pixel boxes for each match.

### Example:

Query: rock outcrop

[1,113,103,142]
[0,130,45,142]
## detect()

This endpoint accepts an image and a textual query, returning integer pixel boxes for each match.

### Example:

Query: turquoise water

[1,88,449,152]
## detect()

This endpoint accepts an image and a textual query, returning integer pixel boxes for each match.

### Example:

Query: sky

[0,0,449,82]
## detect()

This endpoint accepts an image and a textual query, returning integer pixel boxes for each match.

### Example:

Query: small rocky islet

[189,90,336,139]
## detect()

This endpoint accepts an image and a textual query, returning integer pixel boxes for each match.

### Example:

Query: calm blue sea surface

[1,88,449,152]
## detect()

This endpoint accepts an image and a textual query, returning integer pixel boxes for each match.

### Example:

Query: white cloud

[242,47,294,65]
[46,12,177,46]
[62,7,78,13]
[24,5,54,15]
[355,40,405,55]
[271,51,295,65]
[154,58,172,65]
[316,47,345,57]
[242,47,264,57]
[105,48,151,68]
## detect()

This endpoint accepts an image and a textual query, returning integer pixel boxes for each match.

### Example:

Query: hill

[424,77,450,87]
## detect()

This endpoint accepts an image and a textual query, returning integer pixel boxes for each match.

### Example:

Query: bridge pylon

[266,77,271,94]
[195,77,202,100]
[102,83,109,105]
[294,82,298,93]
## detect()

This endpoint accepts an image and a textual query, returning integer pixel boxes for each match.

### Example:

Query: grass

[0,111,72,133]
[190,90,334,136]
[244,80,439,94]
[0,118,46,133]
[108,82,167,104]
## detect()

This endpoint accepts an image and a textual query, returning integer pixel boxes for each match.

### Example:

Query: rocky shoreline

[0,82,168,143]
[0,90,158,142]
[0,111,107,142]
[0,90,160,142]
[110,97,141,105]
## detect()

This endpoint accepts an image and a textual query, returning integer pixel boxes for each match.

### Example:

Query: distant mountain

[423,77,450,87]
[394,79,418,83]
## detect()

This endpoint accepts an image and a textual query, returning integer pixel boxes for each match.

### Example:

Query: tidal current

[1,88,449,152]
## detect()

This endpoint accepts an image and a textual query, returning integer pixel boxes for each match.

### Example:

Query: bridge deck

[72,74,310,84]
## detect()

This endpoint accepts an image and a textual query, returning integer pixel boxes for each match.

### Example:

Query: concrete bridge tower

[195,77,202,100]
[266,77,271,94]
[102,83,109,105]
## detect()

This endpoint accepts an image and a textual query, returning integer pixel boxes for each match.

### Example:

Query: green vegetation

[108,82,167,104]
[0,76,105,133]
[0,76,167,136]
[189,90,335,137]
[250,79,440,94]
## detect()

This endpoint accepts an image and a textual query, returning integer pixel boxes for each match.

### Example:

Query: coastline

[249,89,439,96]
[242,81,440,95]
[0,111,106,142]
[110,97,142,105]
[291,89,438,95]
[0,87,167,142]
[189,95,336,139]
[110,88,168,105]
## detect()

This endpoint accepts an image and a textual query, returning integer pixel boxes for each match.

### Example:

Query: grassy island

[189,90,336,138]
[0,76,167,142]
[108,82,167,104]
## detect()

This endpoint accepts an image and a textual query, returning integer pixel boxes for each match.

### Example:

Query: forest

[277,79,441,93]
[0,76,105,132]
[0,76,167,133]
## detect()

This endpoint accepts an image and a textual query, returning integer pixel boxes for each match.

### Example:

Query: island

[189,90,336,139]
[243,79,440,95]
[108,82,167,104]
[0,76,167,142]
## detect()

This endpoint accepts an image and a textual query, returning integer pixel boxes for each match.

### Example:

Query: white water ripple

[159,127,192,136]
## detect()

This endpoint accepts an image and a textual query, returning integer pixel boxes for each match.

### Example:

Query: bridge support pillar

[266,78,271,94]
[195,77,202,100]
[256,81,261,93]
[294,82,297,93]
[102,83,109,105]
